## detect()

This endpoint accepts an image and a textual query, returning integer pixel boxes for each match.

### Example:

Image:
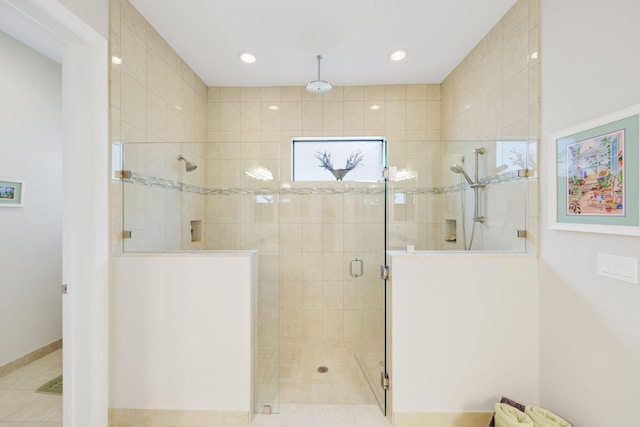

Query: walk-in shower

[115,138,534,417]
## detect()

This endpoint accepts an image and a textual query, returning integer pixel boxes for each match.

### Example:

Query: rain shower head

[177,155,198,172]
[450,163,473,185]
[306,54,332,95]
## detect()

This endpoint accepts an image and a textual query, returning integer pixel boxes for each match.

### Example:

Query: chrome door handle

[349,258,363,277]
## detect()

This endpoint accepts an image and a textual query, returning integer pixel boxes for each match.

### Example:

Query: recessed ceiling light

[370,104,381,110]
[390,49,408,61]
[268,105,279,111]
[111,56,122,65]
[239,52,256,64]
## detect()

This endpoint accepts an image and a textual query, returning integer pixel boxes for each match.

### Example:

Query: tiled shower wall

[205,85,441,404]
[110,0,209,253]
[110,0,539,255]
[440,0,540,252]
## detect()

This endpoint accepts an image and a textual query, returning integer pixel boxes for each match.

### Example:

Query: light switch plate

[597,253,638,284]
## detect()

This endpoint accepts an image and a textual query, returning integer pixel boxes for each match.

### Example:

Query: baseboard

[0,339,62,378]
[394,411,493,427]
[109,408,250,427]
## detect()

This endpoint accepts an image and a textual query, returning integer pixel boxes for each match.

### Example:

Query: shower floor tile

[278,341,376,405]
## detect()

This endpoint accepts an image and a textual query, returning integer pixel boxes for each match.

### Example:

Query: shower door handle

[349,258,363,278]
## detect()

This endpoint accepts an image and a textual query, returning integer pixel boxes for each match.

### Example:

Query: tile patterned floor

[251,403,390,427]
[0,350,62,427]
[0,349,389,427]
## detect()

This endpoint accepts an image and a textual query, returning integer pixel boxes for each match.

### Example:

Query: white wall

[110,253,255,411]
[391,253,539,412]
[540,1,640,426]
[57,0,108,37]
[0,31,62,366]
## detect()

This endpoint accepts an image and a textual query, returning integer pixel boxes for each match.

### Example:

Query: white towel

[525,405,572,427]
[494,403,534,427]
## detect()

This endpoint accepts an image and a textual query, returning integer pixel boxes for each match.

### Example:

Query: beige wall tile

[406,101,428,129]
[120,0,146,40]
[365,85,385,101]
[343,85,364,101]
[120,73,146,131]
[302,101,323,130]
[303,281,323,309]
[481,45,503,97]
[406,84,427,101]
[385,84,407,101]
[503,0,528,34]
[482,19,502,55]
[165,66,182,110]
[322,252,343,281]
[323,101,344,131]
[321,86,344,102]
[343,101,365,130]
[386,101,407,130]
[323,281,344,309]
[241,102,261,131]
[365,103,386,129]
[145,48,166,100]
[281,280,302,309]
[502,17,529,81]
[303,252,323,280]
[502,69,529,128]
[281,86,303,101]
[220,102,241,131]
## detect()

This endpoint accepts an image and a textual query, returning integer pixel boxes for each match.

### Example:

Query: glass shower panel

[120,142,209,252]
[387,140,533,252]
[349,152,387,413]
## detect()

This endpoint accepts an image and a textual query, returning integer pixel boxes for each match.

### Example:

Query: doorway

[0,1,109,425]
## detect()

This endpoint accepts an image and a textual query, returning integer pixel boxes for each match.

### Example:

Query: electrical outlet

[597,253,638,284]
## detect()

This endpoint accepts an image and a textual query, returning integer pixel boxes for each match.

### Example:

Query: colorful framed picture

[0,179,24,207]
[548,105,640,235]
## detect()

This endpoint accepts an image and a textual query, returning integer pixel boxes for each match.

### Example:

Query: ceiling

[0,1,62,63]
[129,0,517,87]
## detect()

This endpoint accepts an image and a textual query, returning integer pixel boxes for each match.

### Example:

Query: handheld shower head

[450,163,473,185]
[177,155,198,172]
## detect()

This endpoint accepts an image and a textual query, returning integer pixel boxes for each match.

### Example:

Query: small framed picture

[0,179,24,207]
[548,105,640,235]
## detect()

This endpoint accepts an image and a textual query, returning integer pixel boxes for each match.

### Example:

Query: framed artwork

[291,137,386,182]
[548,105,640,235]
[0,179,24,207]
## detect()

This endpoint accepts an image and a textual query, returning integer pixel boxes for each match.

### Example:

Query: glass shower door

[348,148,388,414]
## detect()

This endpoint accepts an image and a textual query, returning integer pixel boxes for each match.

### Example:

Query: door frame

[1,1,109,425]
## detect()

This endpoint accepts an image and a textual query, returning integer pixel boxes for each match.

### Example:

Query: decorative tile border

[121,171,528,197]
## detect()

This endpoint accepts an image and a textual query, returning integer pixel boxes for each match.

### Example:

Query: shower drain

[317,366,329,373]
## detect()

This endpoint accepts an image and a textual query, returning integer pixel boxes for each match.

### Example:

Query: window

[291,137,386,182]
